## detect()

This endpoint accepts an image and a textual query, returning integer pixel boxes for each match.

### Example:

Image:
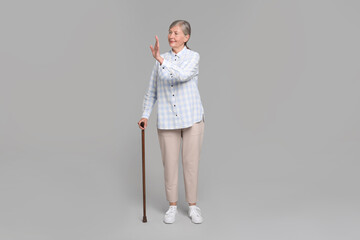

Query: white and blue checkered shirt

[141,46,205,129]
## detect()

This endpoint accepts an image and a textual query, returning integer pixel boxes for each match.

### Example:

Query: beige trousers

[157,119,205,203]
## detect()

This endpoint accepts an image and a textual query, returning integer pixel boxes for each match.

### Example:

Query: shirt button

[162,67,165,69]
[172,94,174,96]
[174,105,176,107]
[171,85,173,87]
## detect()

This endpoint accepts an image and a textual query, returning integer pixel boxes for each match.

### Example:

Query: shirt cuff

[141,114,149,119]
[160,58,169,70]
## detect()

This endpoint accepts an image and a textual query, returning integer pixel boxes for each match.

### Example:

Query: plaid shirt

[141,46,205,129]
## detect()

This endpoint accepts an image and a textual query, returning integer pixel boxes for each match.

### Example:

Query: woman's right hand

[138,118,148,130]
[150,35,164,64]
[150,35,160,60]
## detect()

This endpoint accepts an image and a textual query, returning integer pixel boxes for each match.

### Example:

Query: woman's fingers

[150,45,157,59]
[153,36,157,50]
[154,35,160,53]
[138,119,148,130]
[150,35,160,59]
[156,35,159,47]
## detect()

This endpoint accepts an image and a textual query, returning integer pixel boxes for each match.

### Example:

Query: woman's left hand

[150,35,163,64]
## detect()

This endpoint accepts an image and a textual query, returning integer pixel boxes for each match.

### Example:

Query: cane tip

[142,216,147,222]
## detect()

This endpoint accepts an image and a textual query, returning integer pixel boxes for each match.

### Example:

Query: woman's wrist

[156,56,164,65]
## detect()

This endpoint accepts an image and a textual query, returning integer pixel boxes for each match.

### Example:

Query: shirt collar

[170,45,188,57]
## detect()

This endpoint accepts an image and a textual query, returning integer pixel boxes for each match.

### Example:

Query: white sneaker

[188,205,204,224]
[163,206,178,224]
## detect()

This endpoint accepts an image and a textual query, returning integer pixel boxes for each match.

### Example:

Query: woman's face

[168,25,189,50]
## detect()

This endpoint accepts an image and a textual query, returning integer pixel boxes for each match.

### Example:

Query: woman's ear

[185,34,190,42]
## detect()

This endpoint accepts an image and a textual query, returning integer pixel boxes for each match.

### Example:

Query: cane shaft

[141,123,147,222]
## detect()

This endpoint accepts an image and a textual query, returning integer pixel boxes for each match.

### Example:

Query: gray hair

[169,20,191,49]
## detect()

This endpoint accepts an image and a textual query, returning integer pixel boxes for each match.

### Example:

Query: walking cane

[140,122,147,223]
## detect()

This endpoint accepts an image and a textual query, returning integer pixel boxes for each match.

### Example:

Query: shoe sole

[163,219,175,224]
[191,219,203,224]
[189,216,204,224]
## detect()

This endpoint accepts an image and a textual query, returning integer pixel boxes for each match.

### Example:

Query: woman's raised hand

[150,35,161,61]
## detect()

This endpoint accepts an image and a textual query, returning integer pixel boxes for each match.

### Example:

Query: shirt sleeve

[160,52,200,83]
[141,61,158,119]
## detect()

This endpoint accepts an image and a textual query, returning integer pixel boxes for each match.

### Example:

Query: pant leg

[181,119,205,203]
[157,128,182,202]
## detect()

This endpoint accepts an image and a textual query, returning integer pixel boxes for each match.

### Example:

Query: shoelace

[166,206,177,215]
[189,206,201,217]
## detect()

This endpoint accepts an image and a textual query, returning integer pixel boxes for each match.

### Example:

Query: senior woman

[138,20,205,224]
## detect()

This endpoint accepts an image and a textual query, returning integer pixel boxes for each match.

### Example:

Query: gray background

[0,0,359,239]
